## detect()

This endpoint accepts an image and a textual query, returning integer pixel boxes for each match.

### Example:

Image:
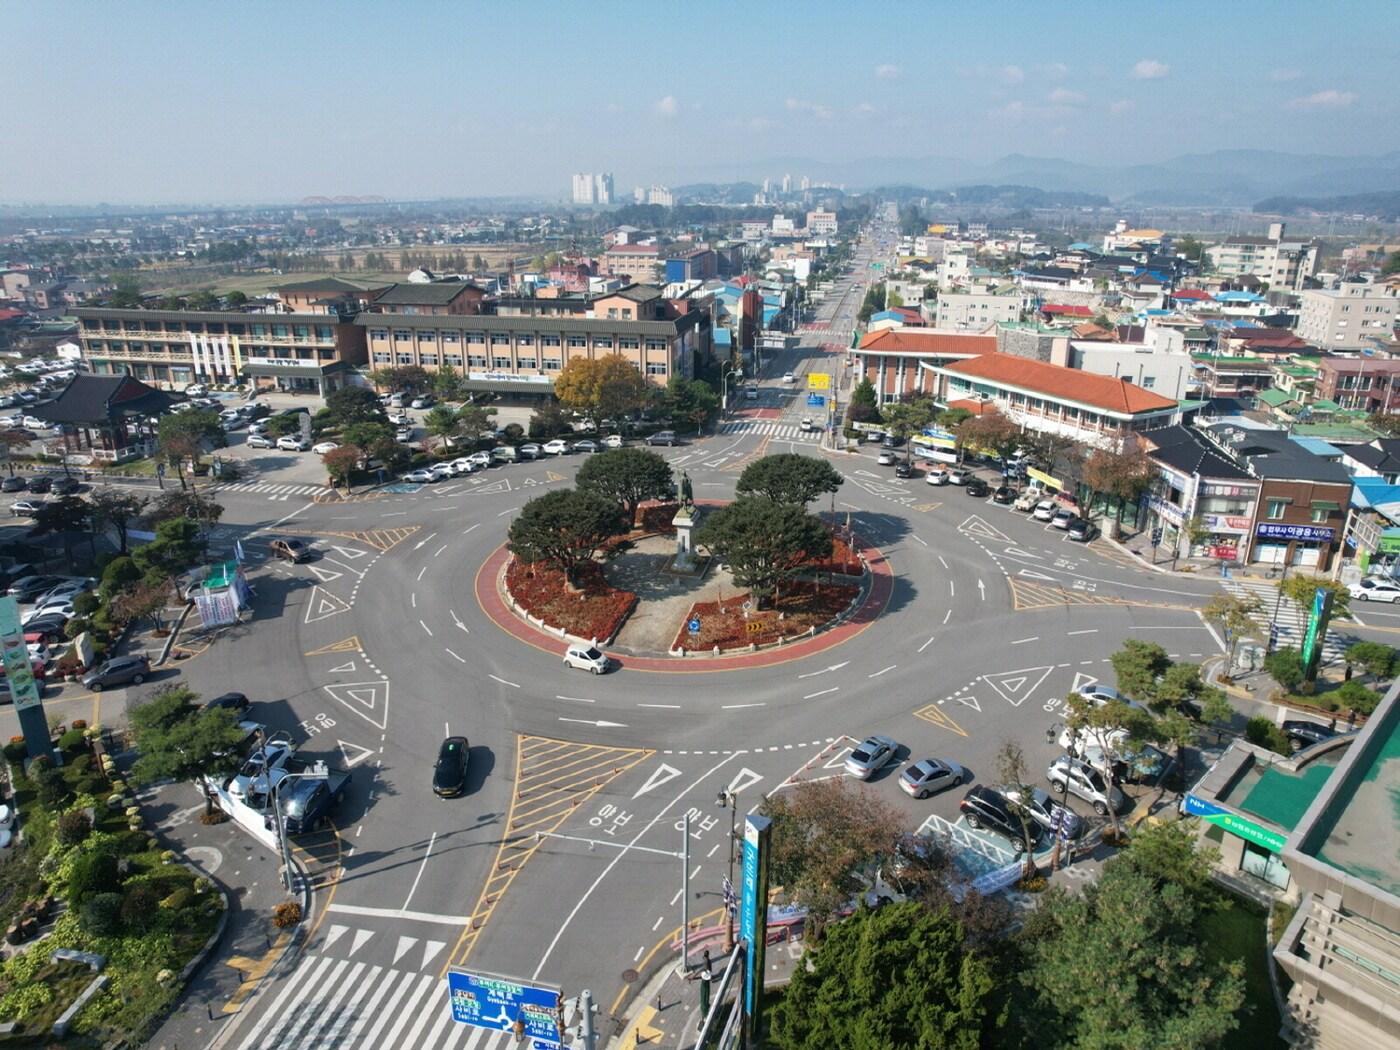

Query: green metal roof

[1289,422,1378,441]
[1239,758,1338,831]
[1257,388,1296,408]
[1311,398,1342,412]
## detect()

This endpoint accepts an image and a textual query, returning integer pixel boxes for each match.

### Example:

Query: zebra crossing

[1219,577,1348,664]
[209,479,334,501]
[717,419,821,443]
[233,952,584,1050]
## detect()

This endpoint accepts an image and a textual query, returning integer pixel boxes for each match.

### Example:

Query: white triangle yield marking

[349,928,374,956]
[337,739,375,767]
[724,767,765,797]
[328,659,357,673]
[955,695,982,712]
[309,565,343,584]
[394,935,419,965]
[959,514,1011,543]
[1018,569,1056,581]
[823,746,853,770]
[330,546,368,560]
[1070,671,1099,696]
[421,939,446,970]
[982,665,1055,708]
[323,924,348,951]
[1004,547,1039,558]
[322,681,390,730]
[304,586,351,624]
[632,763,683,800]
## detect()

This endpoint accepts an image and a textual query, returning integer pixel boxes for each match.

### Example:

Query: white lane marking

[497,508,515,517]
[721,702,765,709]
[1011,636,1038,645]
[382,510,409,517]
[434,544,448,558]
[938,555,948,569]
[416,566,427,581]
[942,609,952,624]
[445,648,466,662]
[912,534,927,546]
[802,687,839,700]
[868,665,896,678]
[450,609,469,632]
[918,636,935,653]
[411,531,439,551]
[977,579,986,600]
[555,695,596,704]
[638,703,681,709]
[796,661,848,679]
[462,523,480,535]
[489,674,520,688]
[949,580,955,596]
[419,619,434,636]
[410,592,416,608]
[1067,629,1098,636]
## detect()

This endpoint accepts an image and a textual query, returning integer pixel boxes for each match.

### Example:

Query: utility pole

[578,989,596,1050]
[718,790,738,951]
[680,810,691,972]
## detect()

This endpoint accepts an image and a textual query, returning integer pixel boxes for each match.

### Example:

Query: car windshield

[850,748,872,763]
[583,648,602,660]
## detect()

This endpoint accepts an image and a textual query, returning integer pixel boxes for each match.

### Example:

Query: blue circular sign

[688,618,701,633]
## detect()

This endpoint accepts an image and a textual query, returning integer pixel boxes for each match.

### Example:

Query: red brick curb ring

[472,535,895,674]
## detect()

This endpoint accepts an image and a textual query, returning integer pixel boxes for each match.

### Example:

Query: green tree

[954,407,1021,466]
[324,386,388,429]
[186,289,219,311]
[432,367,466,402]
[262,413,303,439]
[105,277,143,308]
[1344,640,1396,679]
[455,403,498,441]
[87,489,147,555]
[1063,692,1151,837]
[128,686,248,786]
[1110,639,1171,702]
[158,408,225,489]
[1176,234,1206,262]
[109,579,172,632]
[760,778,903,931]
[1381,250,1400,276]
[769,902,996,1050]
[321,445,363,491]
[132,516,205,583]
[1245,716,1291,755]
[735,453,843,507]
[1336,679,1381,716]
[1017,853,1244,1049]
[148,487,223,530]
[1263,647,1305,691]
[224,290,248,307]
[994,739,1041,873]
[575,448,673,527]
[880,397,937,457]
[1202,592,1262,673]
[528,402,570,441]
[696,496,831,608]
[30,495,96,561]
[1081,439,1154,535]
[552,354,650,428]
[507,489,628,588]
[1369,413,1400,436]
[98,556,141,604]
[422,404,462,449]
[848,375,881,425]
[1278,573,1350,618]
[1111,817,1217,895]
[369,364,432,394]
[340,420,395,450]
[662,376,718,433]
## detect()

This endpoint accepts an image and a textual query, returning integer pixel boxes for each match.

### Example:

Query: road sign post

[687,617,701,635]
[447,969,564,1048]
[739,814,772,1044]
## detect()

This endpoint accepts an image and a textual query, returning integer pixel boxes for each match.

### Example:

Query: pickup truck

[272,761,351,835]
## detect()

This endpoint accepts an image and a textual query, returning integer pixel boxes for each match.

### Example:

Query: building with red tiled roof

[1040,303,1093,319]
[926,351,1180,448]
[853,327,996,402]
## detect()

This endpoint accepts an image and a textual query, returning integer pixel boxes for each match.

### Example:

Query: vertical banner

[0,596,53,763]
[740,815,771,1043]
[1301,587,1334,683]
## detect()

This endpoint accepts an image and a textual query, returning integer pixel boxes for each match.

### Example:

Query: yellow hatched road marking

[912,703,969,736]
[304,635,363,656]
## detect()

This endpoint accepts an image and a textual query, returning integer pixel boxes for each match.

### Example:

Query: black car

[964,477,990,498]
[881,434,906,449]
[893,461,914,479]
[0,476,25,493]
[1282,719,1338,752]
[1067,518,1096,542]
[204,691,251,714]
[20,614,67,644]
[958,785,1041,854]
[25,475,51,494]
[50,477,80,496]
[991,485,1015,504]
[433,735,470,797]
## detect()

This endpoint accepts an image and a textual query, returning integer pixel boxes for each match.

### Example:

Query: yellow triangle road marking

[304,636,362,656]
[545,470,566,482]
[913,703,968,737]
[912,501,942,512]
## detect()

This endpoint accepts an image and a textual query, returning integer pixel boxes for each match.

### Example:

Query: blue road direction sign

[806,393,826,407]
[688,617,701,634]
[740,814,772,1041]
[447,970,562,1048]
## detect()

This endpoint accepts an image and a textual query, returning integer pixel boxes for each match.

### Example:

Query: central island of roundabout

[474,488,894,673]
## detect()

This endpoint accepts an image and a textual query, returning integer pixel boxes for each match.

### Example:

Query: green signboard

[1300,587,1334,683]
[1184,794,1287,853]
[0,596,42,712]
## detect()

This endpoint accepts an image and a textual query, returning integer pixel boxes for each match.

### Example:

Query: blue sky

[6,0,1397,203]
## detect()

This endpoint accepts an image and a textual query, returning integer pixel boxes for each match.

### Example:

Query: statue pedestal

[663,504,709,577]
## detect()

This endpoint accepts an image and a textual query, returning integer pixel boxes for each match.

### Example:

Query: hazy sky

[6,0,1397,204]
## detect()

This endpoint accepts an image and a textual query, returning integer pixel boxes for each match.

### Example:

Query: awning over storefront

[461,378,556,396]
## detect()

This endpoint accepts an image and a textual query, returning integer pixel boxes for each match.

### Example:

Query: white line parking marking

[489,674,520,688]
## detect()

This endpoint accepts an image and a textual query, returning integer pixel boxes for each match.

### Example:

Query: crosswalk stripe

[443,1018,484,1050]
[419,1006,459,1050]
[248,957,346,1049]
[353,963,422,1048]
[400,979,451,1048]
[234,954,334,1049]
[378,973,439,1046]
[338,964,391,1046]
[280,958,351,1046]
[300,959,366,1046]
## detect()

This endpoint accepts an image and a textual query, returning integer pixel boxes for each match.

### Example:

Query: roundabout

[181,406,1234,1049]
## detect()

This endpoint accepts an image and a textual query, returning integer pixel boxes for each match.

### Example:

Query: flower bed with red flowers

[634,500,681,536]
[505,557,636,643]
[672,579,860,652]
[802,524,863,576]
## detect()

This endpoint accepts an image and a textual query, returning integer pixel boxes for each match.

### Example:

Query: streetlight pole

[717,790,739,952]
[1045,723,1073,871]
[1267,558,1291,654]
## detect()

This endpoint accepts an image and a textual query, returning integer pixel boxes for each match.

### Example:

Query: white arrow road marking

[632,763,683,800]
[350,929,374,956]
[797,661,849,679]
[323,924,348,950]
[411,532,439,551]
[337,740,374,768]
[558,717,628,728]
[449,609,469,633]
[978,579,986,600]
[393,936,418,965]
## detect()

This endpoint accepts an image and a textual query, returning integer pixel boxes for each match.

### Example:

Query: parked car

[1349,577,1400,603]
[517,443,542,460]
[30,577,94,608]
[490,446,518,464]
[964,477,990,497]
[899,757,965,798]
[959,785,1041,854]
[395,427,414,442]
[433,736,470,798]
[26,476,51,494]
[1046,755,1127,816]
[50,477,80,496]
[1032,499,1057,521]
[427,462,453,481]
[402,468,437,484]
[246,433,274,449]
[1067,517,1095,542]
[948,467,971,485]
[204,691,251,714]
[467,451,492,469]
[20,615,67,645]
[844,735,900,780]
[1282,719,1339,752]
[410,395,435,410]
[646,431,679,447]
[82,654,151,692]
[542,439,571,456]
[278,768,350,834]
[799,418,814,432]
[448,457,478,476]
[894,461,914,479]
[270,538,311,563]
[572,439,600,454]
[0,477,25,493]
[925,468,949,486]
[312,441,339,455]
[563,644,610,674]
[991,485,1015,504]
[1001,786,1085,841]
[227,741,295,801]
[7,575,66,601]
[881,434,906,449]
[1013,489,1043,512]
[876,450,897,466]
[276,436,311,452]
[1051,508,1076,530]
[10,499,45,517]
[603,434,624,449]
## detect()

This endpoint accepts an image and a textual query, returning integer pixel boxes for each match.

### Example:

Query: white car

[603,434,623,449]
[26,598,77,622]
[184,383,208,396]
[1350,577,1400,603]
[799,418,814,432]
[782,372,796,384]
[563,644,610,674]
[312,441,339,455]
[925,468,949,486]
[276,436,311,452]
[402,468,437,484]
[1032,499,1058,522]
[876,450,896,466]
[542,439,570,456]
[245,433,274,449]
[410,396,434,410]
[395,427,414,442]
[467,451,492,468]
[226,742,295,802]
[429,463,454,481]
[448,457,478,476]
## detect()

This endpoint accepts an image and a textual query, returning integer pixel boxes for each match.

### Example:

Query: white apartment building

[1207,222,1318,290]
[805,210,838,235]
[771,214,797,236]
[1295,281,1400,349]
[571,173,594,204]
[939,253,971,289]
[571,172,613,205]
[935,288,1021,330]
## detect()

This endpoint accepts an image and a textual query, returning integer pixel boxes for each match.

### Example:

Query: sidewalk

[136,779,309,1050]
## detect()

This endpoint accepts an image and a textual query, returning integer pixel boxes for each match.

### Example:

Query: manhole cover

[620,968,639,983]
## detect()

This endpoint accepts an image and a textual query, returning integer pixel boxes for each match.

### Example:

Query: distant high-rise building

[633,186,646,204]
[761,177,771,194]
[647,185,674,207]
[572,173,595,204]
[799,175,810,191]
[781,173,792,194]
[593,173,614,205]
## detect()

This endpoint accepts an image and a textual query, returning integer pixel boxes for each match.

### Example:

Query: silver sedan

[844,735,900,780]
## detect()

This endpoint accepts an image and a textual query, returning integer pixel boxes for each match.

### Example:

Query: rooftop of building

[604,284,663,304]
[1145,425,1254,480]
[371,281,481,307]
[1200,423,1357,481]
[856,327,996,357]
[274,277,381,295]
[940,352,1178,415]
[1220,752,1342,832]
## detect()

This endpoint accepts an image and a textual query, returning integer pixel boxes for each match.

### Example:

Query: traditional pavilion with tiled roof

[30,375,174,462]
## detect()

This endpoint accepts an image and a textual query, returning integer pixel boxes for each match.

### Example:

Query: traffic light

[513,1016,525,1043]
